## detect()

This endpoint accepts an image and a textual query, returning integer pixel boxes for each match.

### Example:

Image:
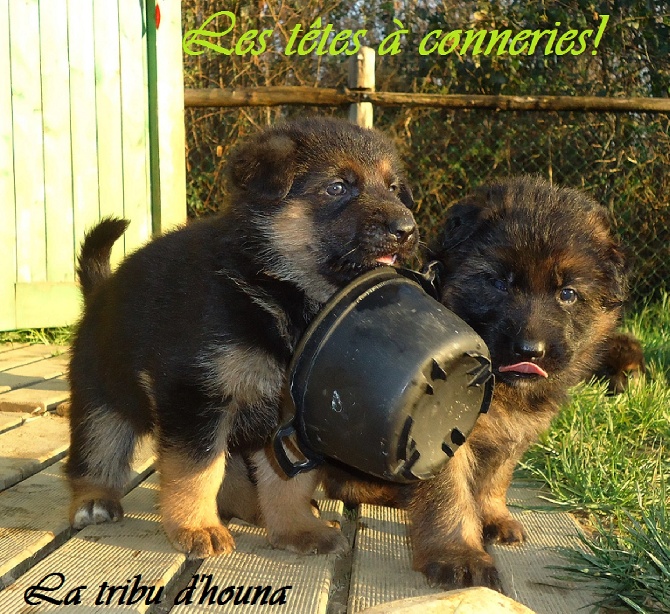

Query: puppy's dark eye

[559,288,578,304]
[389,184,398,193]
[492,278,508,293]
[326,182,347,196]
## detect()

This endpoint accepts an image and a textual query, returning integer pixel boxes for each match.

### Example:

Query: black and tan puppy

[325,176,627,590]
[66,117,418,558]
[591,331,645,394]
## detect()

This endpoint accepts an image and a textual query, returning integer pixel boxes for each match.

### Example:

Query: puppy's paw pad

[421,552,502,592]
[172,525,235,559]
[71,499,123,529]
[484,518,527,544]
[271,525,349,555]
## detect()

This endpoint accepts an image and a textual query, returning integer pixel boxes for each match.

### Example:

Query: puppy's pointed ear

[227,134,296,200]
[439,197,491,254]
[589,205,629,308]
[397,182,415,210]
[603,240,629,308]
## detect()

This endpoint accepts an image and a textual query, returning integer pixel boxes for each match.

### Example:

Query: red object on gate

[155,3,161,29]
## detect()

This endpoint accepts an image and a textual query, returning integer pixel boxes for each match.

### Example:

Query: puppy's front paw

[71,498,124,529]
[269,523,349,555]
[170,525,235,559]
[418,550,502,592]
[484,517,527,544]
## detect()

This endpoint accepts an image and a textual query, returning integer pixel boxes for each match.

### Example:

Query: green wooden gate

[0,0,186,331]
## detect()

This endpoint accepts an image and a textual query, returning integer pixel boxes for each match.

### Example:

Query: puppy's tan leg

[159,448,235,558]
[408,443,501,591]
[323,464,405,508]
[216,453,261,525]
[477,455,526,545]
[252,448,349,555]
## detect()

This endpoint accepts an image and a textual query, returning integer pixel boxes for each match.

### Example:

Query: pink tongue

[376,255,397,265]
[499,362,548,378]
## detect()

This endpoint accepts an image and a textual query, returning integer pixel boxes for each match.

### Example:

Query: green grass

[0,326,74,346]
[556,499,670,614]
[520,294,670,613]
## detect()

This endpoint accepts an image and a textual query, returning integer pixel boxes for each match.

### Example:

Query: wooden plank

[14,281,80,328]
[490,485,602,613]
[348,505,438,613]
[67,0,101,259]
[0,413,69,491]
[0,473,185,612]
[490,510,602,612]
[118,0,152,251]
[152,0,187,233]
[367,92,670,112]
[92,0,125,267]
[184,86,351,108]
[0,443,155,591]
[0,353,68,381]
[9,0,46,285]
[183,87,670,114]
[40,0,75,284]
[0,344,66,372]
[0,343,30,353]
[168,499,346,614]
[0,376,69,413]
[0,352,68,393]
[0,411,28,435]
[0,0,17,331]
[349,493,602,614]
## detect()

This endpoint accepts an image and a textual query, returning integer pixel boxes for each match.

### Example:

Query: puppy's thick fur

[66,117,418,558]
[592,331,645,394]
[325,176,627,590]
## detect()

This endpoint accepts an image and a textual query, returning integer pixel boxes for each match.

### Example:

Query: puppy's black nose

[513,339,546,360]
[389,217,417,244]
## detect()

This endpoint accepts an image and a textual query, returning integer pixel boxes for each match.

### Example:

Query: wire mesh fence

[182,0,670,305]
[377,107,670,304]
[184,104,669,304]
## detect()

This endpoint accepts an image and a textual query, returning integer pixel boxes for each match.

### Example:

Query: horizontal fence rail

[184,87,670,113]
[182,45,670,303]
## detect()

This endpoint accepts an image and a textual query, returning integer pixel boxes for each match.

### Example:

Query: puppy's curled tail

[77,217,129,297]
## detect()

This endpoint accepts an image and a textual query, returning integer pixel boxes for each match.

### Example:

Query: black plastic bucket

[273,265,493,483]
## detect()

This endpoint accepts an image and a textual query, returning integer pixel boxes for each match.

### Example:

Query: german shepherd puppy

[592,331,645,394]
[66,117,418,559]
[325,176,627,590]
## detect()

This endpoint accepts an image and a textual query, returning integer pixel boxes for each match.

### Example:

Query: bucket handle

[272,421,323,478]
[396,260,444,300]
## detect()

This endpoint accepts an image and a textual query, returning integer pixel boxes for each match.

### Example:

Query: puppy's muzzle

[512,338,546,361]
[388,215,417,245]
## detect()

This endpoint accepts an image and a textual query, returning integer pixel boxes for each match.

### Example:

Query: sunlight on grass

[0,327,74,346]
[520,293,670,613]
[556,496,670,613]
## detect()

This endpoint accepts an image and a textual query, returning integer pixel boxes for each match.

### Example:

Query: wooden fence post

[348,46,375,127]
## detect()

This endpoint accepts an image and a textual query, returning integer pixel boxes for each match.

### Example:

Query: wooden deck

[0,344,602,613]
